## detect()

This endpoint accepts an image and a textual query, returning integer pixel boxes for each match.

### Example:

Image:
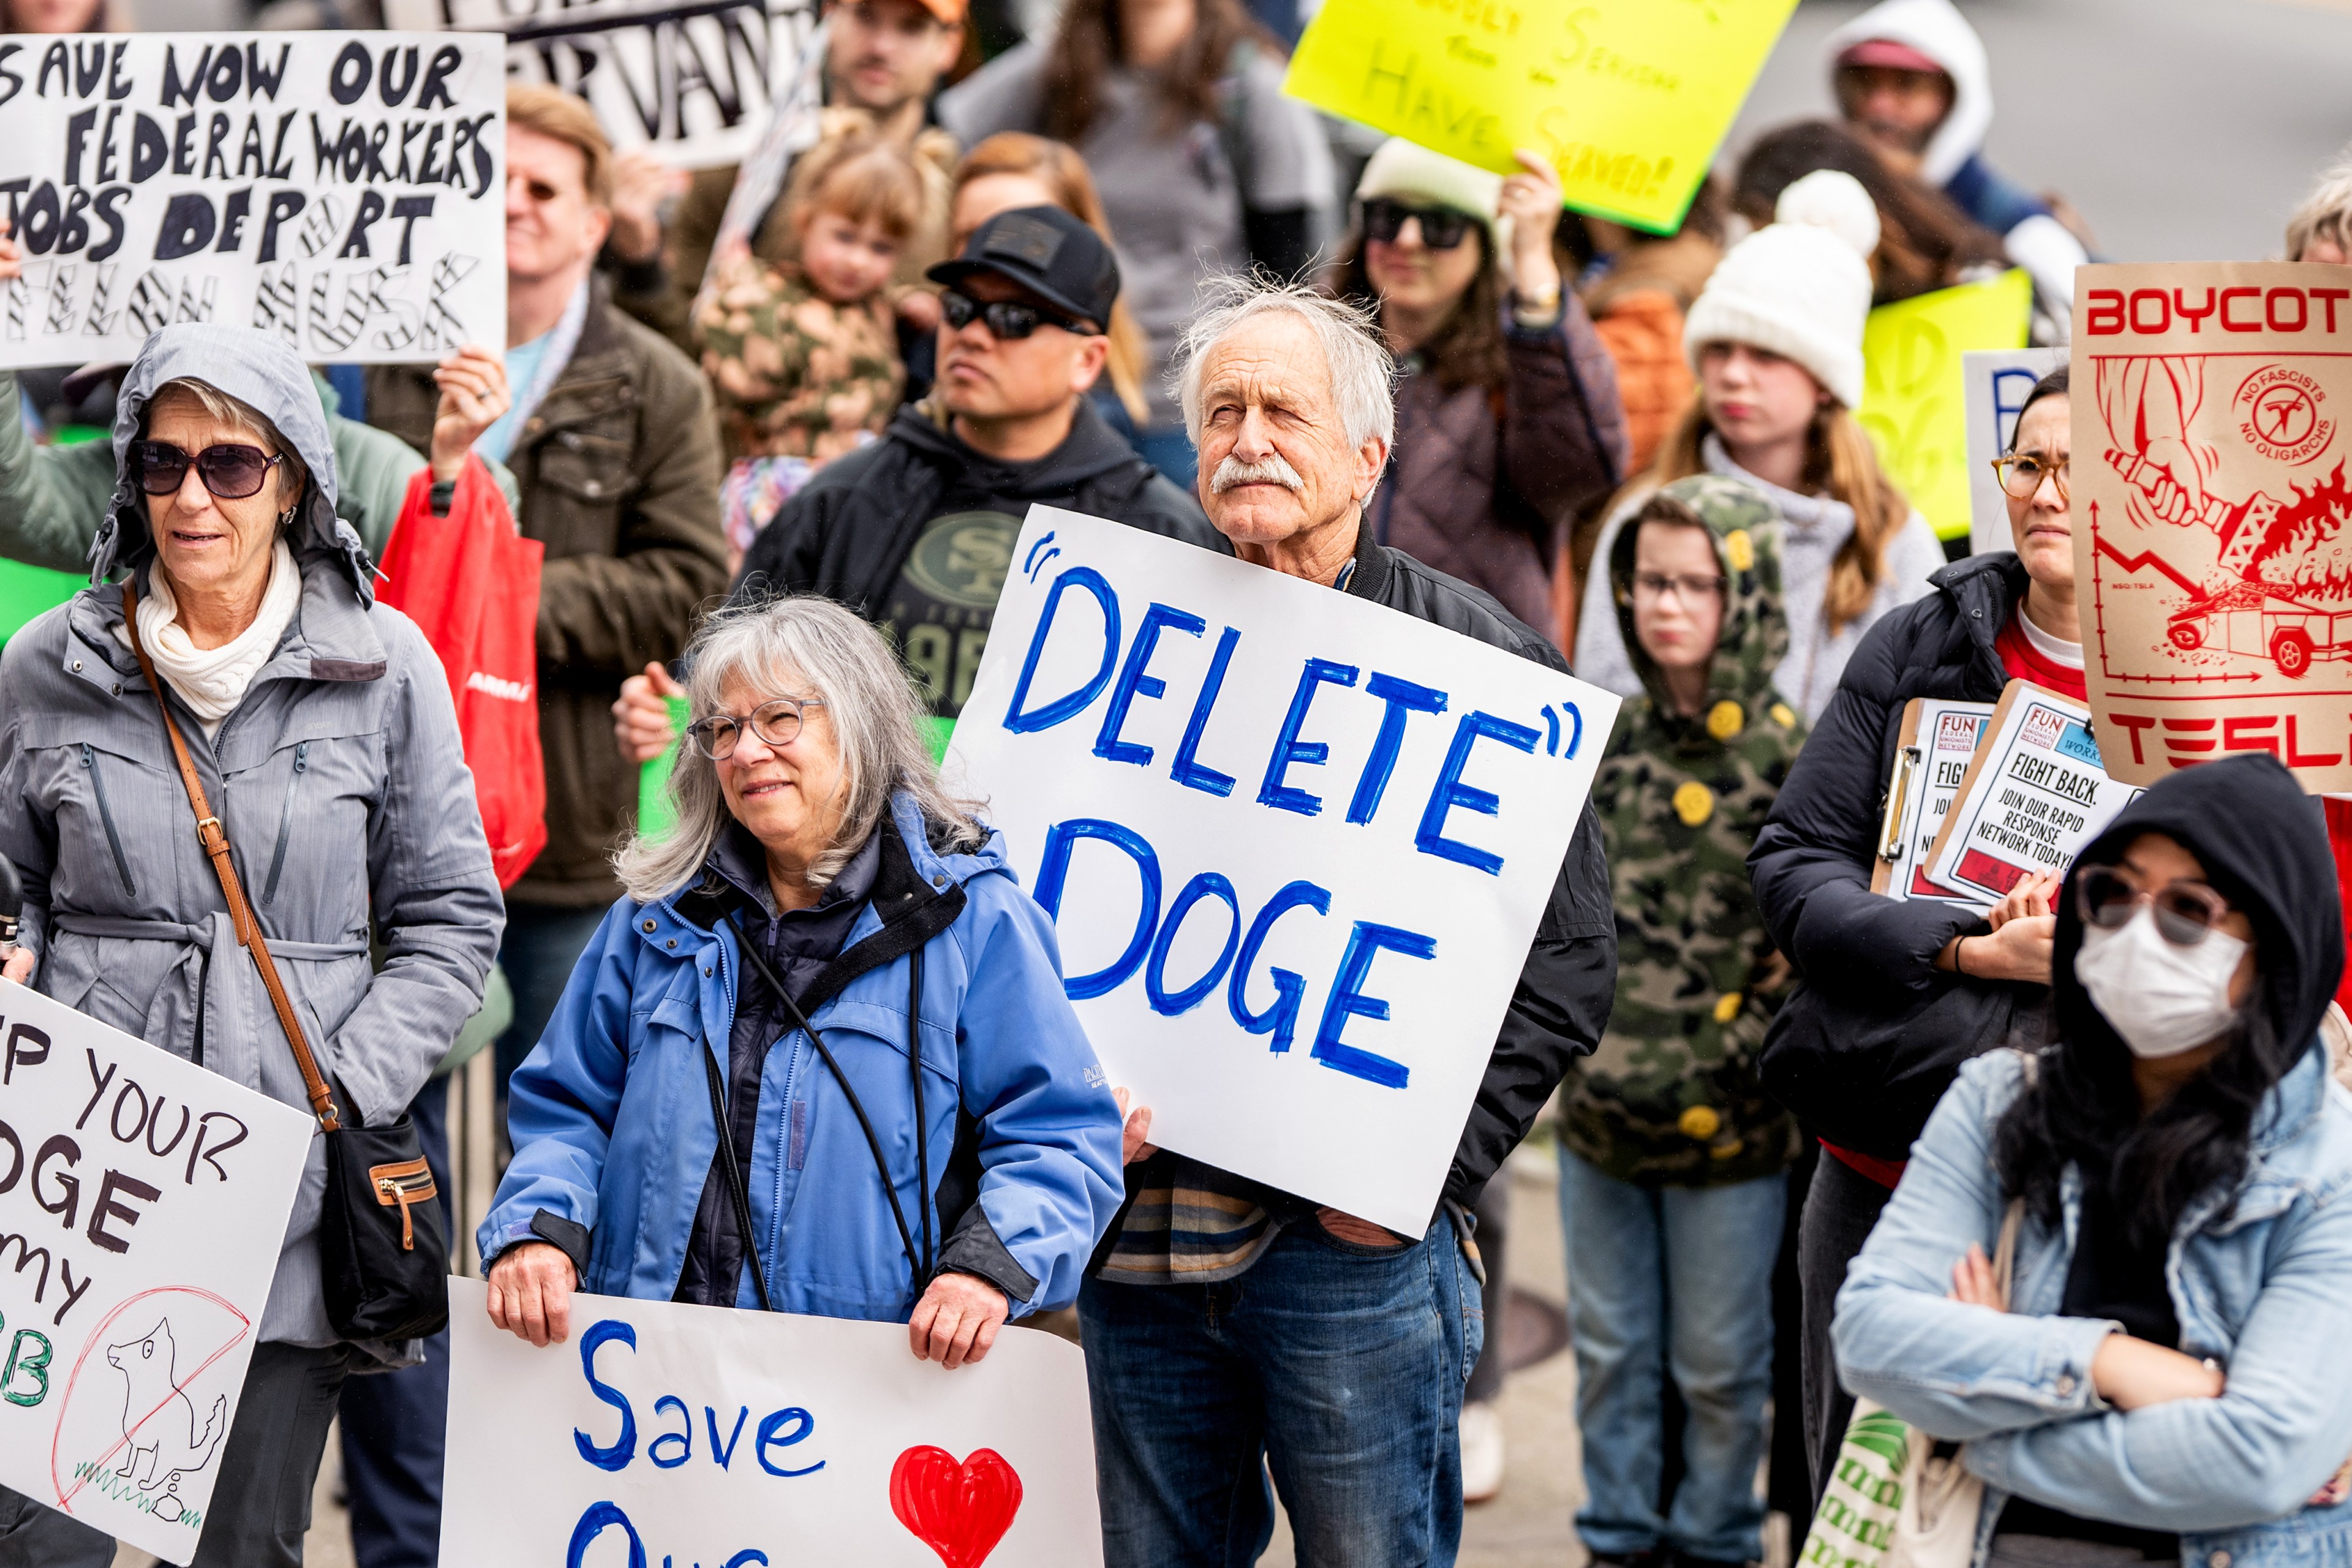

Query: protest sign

[1964,347,2068,557]
[2071,261,2352,791]
[0,32,505,371]
[943,508,1616,1234]
[1873,696,1994,908]
[1924,682,2143,903]
[1857,270,2034,543]
[1281,0,1797,234]
[439,1277,1102,1567]
[0,978,309,1566]
[427,0,815,170]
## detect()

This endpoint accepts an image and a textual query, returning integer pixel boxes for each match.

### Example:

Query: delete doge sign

[945,508,1615,1234]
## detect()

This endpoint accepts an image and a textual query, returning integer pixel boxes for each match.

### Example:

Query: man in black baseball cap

[612,206,1220,762]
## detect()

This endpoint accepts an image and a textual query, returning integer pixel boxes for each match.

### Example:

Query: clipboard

[1873,696,1997,904]
[1923,680,2144,903]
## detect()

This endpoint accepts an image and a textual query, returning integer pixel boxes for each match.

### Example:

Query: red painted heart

[889,1445,1024,1568]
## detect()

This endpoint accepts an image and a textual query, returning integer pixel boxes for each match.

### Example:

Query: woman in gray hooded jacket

[0,325,502,1568]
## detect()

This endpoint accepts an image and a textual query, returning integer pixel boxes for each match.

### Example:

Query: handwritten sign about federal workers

[439,1278,1103,1567]
[2072,261,2352,790]
[0,32,505,369]
[1924,682,2143,903]
[944,508,1616,1234]
[0,978,309,1566]
[1964,347,2067,557]
[1857,269,2034,544]
[1282,0,1797,233]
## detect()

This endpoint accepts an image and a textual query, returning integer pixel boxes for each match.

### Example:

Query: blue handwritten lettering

[1348,673,1448,826]
[1169,625,1242,798]
[1095,603,1207,766]
[1415,712,1538,875]
[755,1406,823,1477]
[1004,567,1120,734]
[567,1500,646,1568]
[705,1404,748,1470]
[1312,923,1437,1088]
[1227,880,1332,1054]
[574,1320,636,1472]
[1035,820,1162,1000]
[1146,873,1242,1015]
[1258,658,1360,817]
[647,1395,690,1469]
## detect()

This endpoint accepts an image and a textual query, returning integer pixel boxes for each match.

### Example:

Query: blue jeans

[1558,1155,1784,1564]
[1079,1214,1483,1568]
[492,901,609,1110]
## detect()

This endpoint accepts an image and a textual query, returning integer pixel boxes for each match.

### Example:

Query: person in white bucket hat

[1575,168,1943,724]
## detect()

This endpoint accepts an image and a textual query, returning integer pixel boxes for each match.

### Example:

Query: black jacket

[1748,551,2042,1160]
[735,398,1224,608]
[1344,526,1619,1210]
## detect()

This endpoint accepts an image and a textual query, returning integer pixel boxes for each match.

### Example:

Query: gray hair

[2287,145,2352,260]
[1172,276,1396,453]
[612,595,987,903]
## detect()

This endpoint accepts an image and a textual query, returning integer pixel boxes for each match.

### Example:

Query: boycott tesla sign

[944,508,1615,1234]
[0,32,505,369]
[2073,262,2352,791]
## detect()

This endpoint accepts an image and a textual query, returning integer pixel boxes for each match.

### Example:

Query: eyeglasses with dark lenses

[1361,198,1476,250]
[685,697,827,761]
[940,288,1092,341]
[132,441,285,500]
[2074,864,2234,947]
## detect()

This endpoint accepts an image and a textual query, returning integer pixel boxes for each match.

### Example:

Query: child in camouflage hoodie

[1557,473,1806,1568]
[693,135,924,568]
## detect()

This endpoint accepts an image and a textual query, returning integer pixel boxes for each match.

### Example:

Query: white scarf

[121,540,303,730]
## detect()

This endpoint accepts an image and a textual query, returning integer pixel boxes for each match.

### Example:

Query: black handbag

[124,580,451,1341]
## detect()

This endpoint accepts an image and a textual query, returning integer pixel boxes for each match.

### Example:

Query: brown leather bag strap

[121,578,343,1133]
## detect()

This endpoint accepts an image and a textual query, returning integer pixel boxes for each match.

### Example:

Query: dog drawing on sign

[107,1320,227,1507]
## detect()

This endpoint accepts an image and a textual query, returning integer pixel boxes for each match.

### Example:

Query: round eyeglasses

[685,697,826,760]
[2074,863,2233,948]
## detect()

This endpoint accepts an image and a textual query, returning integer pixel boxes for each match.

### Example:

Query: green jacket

[1562,473,1808,1186]
[0,371,518,573]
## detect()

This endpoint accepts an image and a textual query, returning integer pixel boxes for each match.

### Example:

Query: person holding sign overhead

[1746,363,2082,1502]
[1576,170,1947,725]
[479,596,1125,1370]
[0,324,503,1567]
[1084,277,1615,1568]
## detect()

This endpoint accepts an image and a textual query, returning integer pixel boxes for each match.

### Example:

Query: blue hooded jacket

[480,793,1126,1320]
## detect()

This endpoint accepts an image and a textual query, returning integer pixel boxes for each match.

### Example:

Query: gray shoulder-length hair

[612,595,987,903]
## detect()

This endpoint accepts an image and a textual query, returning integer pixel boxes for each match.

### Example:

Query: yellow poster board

[1282,0,1800,234]
[1858,270,2034,543]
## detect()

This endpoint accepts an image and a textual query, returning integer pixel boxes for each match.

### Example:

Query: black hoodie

[2054,753,2342,1068]
[734,398,1226,714]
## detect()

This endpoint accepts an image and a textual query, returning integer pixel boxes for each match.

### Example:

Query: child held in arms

[1556,475,1808,1568]
[693,134,926,571]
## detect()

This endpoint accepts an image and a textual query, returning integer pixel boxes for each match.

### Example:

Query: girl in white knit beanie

[1574,169,1945,721]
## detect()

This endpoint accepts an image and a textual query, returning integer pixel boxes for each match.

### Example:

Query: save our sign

[944,508,1615,1235]
[439,1278,1104,1567]
[0,978,309,1566]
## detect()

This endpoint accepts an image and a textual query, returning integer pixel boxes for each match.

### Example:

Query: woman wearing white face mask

[1833,754,2352,1568]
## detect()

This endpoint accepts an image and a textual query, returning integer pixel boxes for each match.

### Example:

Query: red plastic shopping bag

[376,456,548,889]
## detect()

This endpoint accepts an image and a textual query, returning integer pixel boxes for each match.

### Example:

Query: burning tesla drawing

[2075,262,2352,790]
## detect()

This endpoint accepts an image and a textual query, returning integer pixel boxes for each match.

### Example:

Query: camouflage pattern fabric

[1561,473,1808,1186]
[693,257,905,466]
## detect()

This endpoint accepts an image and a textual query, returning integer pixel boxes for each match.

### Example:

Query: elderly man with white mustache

[1085,278,1619,1568]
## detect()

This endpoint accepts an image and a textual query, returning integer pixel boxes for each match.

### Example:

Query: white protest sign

[440,1278,1102,1567]
[1925,682,2144,903]
[432,0,817,170]
[0,32,505,369]
[1878,697,1994,908]
[1964,347,2068,557]
[943,508,1616,1234]
[0,978,309,1566]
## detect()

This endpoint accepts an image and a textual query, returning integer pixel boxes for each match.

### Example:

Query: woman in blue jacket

[1833,755,2352,1567]
[480,596,1126,1368]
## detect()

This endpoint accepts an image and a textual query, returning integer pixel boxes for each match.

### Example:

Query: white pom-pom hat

[1681,168,1879,409]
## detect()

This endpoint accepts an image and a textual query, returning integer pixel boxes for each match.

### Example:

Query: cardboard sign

[1873,696,1994,908]
[425,0,816,170]
[1281,0,1797,234]
[1924,682,2143,903]
[439,1278,1103,1567]
[0,33,505,370]
[1858,270,2035,543]
[2071,261,2352,791]
[0,978,310,1566]
[1964,347,2069,558]
[943,508,1615,1234]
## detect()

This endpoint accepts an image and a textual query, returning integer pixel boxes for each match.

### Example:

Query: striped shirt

[1094,1153,1315,1284]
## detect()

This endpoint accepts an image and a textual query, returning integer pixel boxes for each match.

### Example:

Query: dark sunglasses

[132,440,285,500]
[941,288,1095,341]
[1361,197,1476,250]
[2075,864,2235,948]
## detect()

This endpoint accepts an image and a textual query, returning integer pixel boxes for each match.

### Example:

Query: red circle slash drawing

[50,1287,250,1529]
[2235,366,2337,464]
[890,1445,1024,1568]
[2255,385,2319,448]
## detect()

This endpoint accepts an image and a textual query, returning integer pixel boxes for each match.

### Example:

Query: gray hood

[94,324,372,604]
[1823,0,1993,189]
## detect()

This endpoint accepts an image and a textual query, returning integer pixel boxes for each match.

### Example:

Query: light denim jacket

[1834,1046,2352,1567]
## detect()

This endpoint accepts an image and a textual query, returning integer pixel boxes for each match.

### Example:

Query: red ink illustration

[889,1445,1023,1568]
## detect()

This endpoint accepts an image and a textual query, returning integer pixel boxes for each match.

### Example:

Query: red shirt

[1994,611,2087,700]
